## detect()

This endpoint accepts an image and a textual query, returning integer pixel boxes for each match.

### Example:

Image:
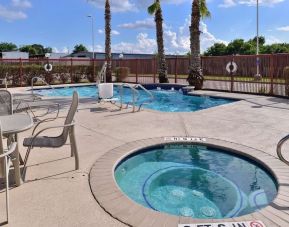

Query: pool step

[182,86,195,95]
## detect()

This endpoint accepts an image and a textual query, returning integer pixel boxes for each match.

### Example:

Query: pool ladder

[31,76,63,96]
[277,134,289,165]
[117,83,154,112]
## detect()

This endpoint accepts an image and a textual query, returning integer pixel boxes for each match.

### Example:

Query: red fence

[0,54,289,97]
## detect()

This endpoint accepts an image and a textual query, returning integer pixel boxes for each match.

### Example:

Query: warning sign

[178,220,265,227]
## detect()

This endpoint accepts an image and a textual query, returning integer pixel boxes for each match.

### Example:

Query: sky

[0,0,288,54]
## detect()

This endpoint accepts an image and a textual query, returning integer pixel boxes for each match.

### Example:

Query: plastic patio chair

[22,91,79,178]
[0,123,17,224]
[0,90,13,116]
[14,99,60,122]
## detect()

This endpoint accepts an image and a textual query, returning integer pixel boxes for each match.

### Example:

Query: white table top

[0,113,33,135]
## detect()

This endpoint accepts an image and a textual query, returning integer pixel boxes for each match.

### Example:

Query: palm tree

[148,0,169,83]
[105,0,112,82]
[188,0,210,89]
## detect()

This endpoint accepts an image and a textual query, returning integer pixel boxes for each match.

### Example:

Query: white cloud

[0,0,31,21]
[118,18,155,29]
[98,29,120,35]
[266,36,282,44]
[0,5,27,21]
[112,33,157,54]
[219,0,237,8]
[87,0,136,13]
[110,16,227,54]
[277,26,289,32]
[12,0,32,9]
[219,0,284,7]
[52,47,70,54]
[87,0,189,13]
[111,30,120,35]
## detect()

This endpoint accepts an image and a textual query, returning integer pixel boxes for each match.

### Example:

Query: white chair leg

[69,126,79,170]
[5,156,10,223]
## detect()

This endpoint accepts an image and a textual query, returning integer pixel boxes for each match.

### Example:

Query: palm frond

[147,1,160,15]
[199,0,211,19]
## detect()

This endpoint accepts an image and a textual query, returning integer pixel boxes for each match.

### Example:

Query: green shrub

[0,63,100,86]
[115,67,130,82]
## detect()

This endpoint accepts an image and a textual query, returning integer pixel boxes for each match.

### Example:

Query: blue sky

[0,0,288,54]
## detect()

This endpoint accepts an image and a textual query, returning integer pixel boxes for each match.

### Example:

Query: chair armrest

[32,104,61,135]
[28,122,76,148]
[0,142,17,159]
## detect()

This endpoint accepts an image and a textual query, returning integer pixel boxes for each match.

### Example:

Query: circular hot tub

[114,144,277,219]
[89,137,287,226]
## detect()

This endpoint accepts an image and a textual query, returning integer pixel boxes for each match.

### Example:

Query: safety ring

[44,63,53,72]
[226,61,237,74]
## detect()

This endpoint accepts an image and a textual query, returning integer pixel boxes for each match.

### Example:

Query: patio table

[0,113,33,186]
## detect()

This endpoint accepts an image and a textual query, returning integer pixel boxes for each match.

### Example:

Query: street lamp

[87,15,95,59]
[119,53,124,67]
[255,0,262,80]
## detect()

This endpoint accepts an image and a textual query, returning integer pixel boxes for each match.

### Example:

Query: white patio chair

[0,123,17,224]
[22,91,79,178]
[0,90,13,116]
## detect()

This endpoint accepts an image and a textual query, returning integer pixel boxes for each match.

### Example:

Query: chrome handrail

[0,73,8,90]
[132,84,154,111]
[31,77,62,96]
[97,62,107,84]
[117,83,140,112]
[117,83,154,112]
[277,134,289,165]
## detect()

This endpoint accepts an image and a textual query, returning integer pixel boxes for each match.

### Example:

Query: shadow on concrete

[243,96,289,111]
[0,221,8,226]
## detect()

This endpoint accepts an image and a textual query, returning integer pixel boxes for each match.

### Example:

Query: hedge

[0,63,102,87]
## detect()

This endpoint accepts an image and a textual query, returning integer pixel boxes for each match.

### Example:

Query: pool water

[114,145,277,219]
[34,85,236,112]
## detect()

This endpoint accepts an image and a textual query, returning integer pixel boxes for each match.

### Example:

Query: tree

[44,47,53,53]
[187,0,211,89]
[31,44,45,55]
[148,0,169,83]
[19,45,37,55]
[227,39,245,55]
[19,44,52,56]
[105,0,112,82]
[73,44,88,53]
[0,42,17,52]
[204,43,227,56]
[203,36,289,56]
[249,36,266,46]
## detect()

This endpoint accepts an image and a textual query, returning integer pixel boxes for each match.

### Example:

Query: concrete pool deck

[1,87,289,226]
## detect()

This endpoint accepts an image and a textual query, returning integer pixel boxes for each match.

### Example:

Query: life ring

[44,63,53,72]
[226,61,237,74]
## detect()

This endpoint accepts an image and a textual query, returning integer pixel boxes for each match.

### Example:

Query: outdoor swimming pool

[34,85,237,112]
[114,144,277,219]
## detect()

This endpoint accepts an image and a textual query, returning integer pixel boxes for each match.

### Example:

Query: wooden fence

[0,53,288,97]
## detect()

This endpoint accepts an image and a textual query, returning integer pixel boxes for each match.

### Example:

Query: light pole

[87,15,95,59]
[255,0,261,80]
[119,53,124,67]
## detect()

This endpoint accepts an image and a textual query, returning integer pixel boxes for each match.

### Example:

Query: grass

[126,74,286,84]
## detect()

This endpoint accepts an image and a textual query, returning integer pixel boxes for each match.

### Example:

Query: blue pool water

[34,85,236,112]
[114,145,277,219]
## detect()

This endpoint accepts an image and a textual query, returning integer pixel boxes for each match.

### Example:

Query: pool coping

[89,137,289,227]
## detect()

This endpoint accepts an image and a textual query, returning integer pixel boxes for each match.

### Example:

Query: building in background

[30,53,68,59]
[67,52,185,59]
[1,51,29,59]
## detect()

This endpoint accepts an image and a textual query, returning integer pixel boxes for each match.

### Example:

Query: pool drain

[200,206,216,217]
[171,189,185,199]
[180,207,194,217]
[192,190,204,198]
